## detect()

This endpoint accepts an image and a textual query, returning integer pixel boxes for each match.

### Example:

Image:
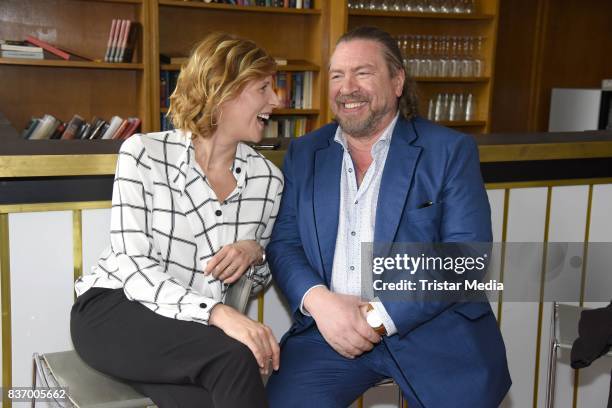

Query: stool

[357,378,406,408]
[30,276,254,407]
[32,351,153,407]
[545,302,612,408]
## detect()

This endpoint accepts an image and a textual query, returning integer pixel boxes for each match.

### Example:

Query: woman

[71,33,283,408]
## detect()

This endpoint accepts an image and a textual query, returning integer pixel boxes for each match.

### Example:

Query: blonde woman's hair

[168,32,276,138]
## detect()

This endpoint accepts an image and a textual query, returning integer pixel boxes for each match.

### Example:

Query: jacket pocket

[453,302,492,321]
[402,202,442,222]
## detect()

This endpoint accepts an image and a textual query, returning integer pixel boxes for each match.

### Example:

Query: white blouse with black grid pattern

[75,129,284,325]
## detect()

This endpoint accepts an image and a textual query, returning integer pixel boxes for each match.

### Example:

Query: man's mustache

[335,92,370,104]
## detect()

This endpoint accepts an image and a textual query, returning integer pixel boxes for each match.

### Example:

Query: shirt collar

[333,112,399,155]
[174,129,249,194]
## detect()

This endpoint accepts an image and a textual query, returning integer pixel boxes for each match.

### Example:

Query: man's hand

[209,304,280,375]
[304,287,380,358]
[205,240,263,284]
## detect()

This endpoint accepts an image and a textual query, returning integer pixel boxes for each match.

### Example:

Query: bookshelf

[152,0,327,137]
[0,0,499,158]
[0,0,152,144]
[334,0,500,133]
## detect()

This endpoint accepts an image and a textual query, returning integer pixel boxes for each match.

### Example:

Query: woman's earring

[211,109,222,127]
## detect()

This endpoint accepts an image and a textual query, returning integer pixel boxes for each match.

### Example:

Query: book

[25,35,71,60]
[104,19,118,62]
[121,22,138,63]
[89,119,108,139]
[111,118,129,139]
[293,72,303,109]
[56,45,95,62]
[275,72,288,108]
[61,115,85,139]
[116,20,132,63]
[21,118,41,139]
[101,116,123,139]
[110,19,125,62]
[117,117,140,139]
[1,43,43,53]
[0,50,44,59]
[49,122,66,139]
[76,122,91,139]
[1,40,29,46]
[303,71,313,108]
[286,72,294,108]
[110,20,127,63]
[30,114,60,140]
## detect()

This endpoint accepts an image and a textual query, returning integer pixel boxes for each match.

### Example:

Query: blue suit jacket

[267,116,511,407]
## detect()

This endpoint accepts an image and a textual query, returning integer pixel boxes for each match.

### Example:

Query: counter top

[2,126,612,177]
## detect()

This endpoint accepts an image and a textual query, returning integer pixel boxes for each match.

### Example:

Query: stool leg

[398,387,406,408]
[31,355,37,408]
[545,342,558,408]
[357,395,364,408]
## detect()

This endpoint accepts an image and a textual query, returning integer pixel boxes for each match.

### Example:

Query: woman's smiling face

[217,75,280,144]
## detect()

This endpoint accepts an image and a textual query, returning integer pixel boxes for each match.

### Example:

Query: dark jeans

[70,287,267,408]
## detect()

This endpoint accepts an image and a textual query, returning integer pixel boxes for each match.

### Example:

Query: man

[266,26,511,407]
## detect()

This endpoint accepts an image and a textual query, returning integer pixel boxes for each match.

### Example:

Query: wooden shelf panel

[160,108,320,115]
[0,58,144,70]
[414,76,490,83]
[159,0,321,15]
[75,0,143,4]
[348,9,494,20]
[161,60,320,72]
[437,120,487,127]
[272,109,319,115]
[277,60,320,71]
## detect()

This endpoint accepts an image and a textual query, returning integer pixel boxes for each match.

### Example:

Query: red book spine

[25,35,70,60]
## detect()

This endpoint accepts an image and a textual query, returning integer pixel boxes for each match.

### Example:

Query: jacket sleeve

[266,141,326,314]
[109,137,220,324]
[382,134,493,336]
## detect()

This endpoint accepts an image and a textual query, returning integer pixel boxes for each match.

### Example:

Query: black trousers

[70,288,267,408]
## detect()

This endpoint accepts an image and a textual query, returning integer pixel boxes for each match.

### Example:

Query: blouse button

[215,210,222,216]
[236,167,241,174]
[199,303,207,309]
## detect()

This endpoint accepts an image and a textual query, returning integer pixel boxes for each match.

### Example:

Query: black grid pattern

[75,130,283,324]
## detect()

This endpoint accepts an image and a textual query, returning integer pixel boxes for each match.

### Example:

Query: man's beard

[334,94,389,139]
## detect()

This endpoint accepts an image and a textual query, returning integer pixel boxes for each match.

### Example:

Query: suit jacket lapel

[375,118,422,244]
[313,137,343,285]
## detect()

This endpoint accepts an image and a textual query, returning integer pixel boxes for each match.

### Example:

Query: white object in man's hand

[303,286,381,358]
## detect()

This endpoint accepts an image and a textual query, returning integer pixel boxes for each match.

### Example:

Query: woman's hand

[205,240,263,284]
[209,304,280,375]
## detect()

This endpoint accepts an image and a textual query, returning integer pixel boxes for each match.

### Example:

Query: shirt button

[215,210,222,216]
[350,266,355,271]
[355,201,358,205]
[235,167,241,174]
[348,168,353,173]
[199,303,207,309]
[351,231,356,236]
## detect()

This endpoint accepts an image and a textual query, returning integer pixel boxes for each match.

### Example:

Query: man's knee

[267,374,344,408]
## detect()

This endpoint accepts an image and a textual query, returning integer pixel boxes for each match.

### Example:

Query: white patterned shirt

[301,114,399,336]
[75,129,284,325]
